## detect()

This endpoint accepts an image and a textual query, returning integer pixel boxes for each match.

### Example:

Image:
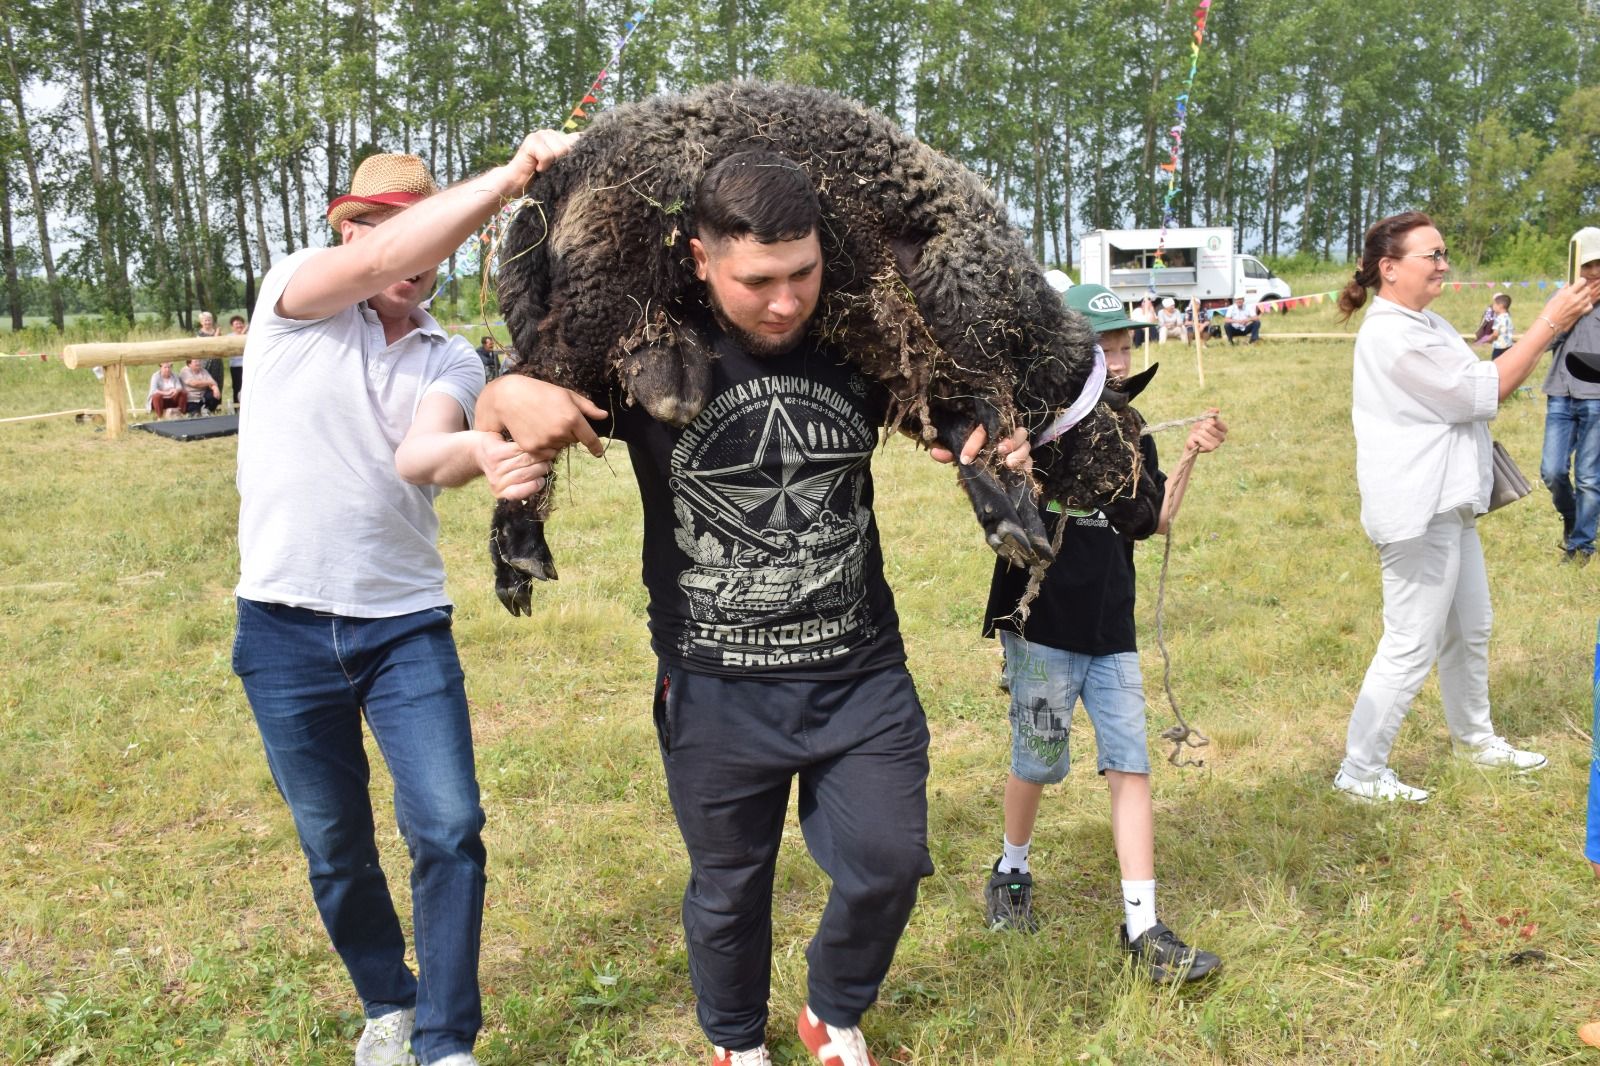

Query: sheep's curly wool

[490,81,1142,611]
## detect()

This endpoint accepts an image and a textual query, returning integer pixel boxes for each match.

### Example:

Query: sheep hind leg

[491,495,559,617]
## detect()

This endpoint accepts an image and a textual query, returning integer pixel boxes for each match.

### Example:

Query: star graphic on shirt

[680,397,871,532]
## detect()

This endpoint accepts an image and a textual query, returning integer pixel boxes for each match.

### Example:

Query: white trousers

[1341,506,1497,780]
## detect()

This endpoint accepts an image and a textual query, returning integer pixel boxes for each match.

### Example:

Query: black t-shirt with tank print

[611,330,906,679]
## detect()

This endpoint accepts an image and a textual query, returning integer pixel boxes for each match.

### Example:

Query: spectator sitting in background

[476,335,501,381]
[179,357,221,416]
[1223,296,1261,345]
[1130,294,1157,348]
[1156,297,1188,343]
[228,315,247,410]
[148,361,185,419]
[196,311,227,402]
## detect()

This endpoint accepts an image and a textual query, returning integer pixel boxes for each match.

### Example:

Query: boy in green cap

[982,283,1226,983]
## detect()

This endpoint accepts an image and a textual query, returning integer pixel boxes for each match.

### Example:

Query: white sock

[1122,879,1157,940]
[999,836,1031,874]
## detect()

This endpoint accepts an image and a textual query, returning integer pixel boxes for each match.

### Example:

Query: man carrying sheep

[232,132,579,1066]
[479,150,1027,1066]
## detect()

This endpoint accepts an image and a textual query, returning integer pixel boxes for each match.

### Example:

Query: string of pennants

[563,1,658,133]
[426,0,659,305]
[1253,278,1569,314]
[1241,275,1568,313]
[1154,0,1212,268]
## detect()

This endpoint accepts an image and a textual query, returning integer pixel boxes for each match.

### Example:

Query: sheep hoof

[987,523,1042,568]
[496,577,532,617]
[959,462,1054,568]
[491,500,560,616]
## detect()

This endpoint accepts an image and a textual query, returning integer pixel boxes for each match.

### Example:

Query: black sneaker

[985,863,1037,932]
[1120,921,1221,984]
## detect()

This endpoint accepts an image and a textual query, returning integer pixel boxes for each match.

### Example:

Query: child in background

[982,282,1226,984]
[1473,298,1498,345]
[1490,293,1515,359]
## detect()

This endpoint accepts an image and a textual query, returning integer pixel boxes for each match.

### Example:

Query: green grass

[3,303,1600,1064]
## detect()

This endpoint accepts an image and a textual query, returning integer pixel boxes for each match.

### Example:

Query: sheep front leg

[933,408,1054,568]
[491,489,559,616]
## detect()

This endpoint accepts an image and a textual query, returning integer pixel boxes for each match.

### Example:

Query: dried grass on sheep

[489,81,1143,615]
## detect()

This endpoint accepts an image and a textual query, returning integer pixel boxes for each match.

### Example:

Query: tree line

[5,0,1598,330]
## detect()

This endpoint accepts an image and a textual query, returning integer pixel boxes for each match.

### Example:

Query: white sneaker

[426,1055,478,1066]
[1333,767,1429,804]
[1455,737,1548,773]
[712,1046,773,1065]
[798,1005,877,1066]
[355,1007,417,1066]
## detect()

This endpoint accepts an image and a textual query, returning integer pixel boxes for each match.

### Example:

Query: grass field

[3,286,1599,1064]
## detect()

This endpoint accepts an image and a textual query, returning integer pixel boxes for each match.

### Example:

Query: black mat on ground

[135,414,238,441]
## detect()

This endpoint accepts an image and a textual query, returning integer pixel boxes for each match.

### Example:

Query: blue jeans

[233,598,486,1063]
[1540,395,1600,553]
[999,631,1151,780]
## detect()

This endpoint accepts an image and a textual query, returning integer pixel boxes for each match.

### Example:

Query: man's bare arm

[278,130,577,322]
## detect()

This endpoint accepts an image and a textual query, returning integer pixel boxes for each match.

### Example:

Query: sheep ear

[1119,363,1159,402]
[888,234,925,278]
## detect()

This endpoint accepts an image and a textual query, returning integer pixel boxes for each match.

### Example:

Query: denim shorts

[999,630,1150,781]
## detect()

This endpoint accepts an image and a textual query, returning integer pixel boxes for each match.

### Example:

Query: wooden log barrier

[60,336,246,440]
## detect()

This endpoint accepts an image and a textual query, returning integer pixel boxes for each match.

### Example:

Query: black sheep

[489,81,1142,615]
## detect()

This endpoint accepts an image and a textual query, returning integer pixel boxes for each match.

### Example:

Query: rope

[1141,411,1215,437]
[1153,523,1208,767]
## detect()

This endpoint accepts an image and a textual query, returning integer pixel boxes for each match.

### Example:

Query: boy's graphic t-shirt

[984,435,1163,656]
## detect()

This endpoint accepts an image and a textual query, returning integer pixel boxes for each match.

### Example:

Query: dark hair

[229,315,245,325]
[1493,293,1512,309]
[694,150,820,245]
[1337,210,1435,321]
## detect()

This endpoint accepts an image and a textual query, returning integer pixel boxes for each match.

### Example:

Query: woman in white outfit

[1335,211,1599,803]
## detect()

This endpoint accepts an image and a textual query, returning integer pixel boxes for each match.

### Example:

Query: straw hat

[327,154,439,228]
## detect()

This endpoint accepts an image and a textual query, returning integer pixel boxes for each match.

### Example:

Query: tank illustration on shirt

[669,373,878,668]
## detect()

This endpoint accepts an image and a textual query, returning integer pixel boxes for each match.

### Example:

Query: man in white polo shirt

[233,134,597,1066]
[1222,295,1260,344]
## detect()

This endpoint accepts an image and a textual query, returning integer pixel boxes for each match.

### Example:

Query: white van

[1079,226,1292,308]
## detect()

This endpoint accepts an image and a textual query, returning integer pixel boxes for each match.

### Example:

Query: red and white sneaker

[797,1005,878,1066]
[710,1045,771,1065]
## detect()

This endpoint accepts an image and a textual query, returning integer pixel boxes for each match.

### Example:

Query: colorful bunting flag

[442,1,659,294]
[1154,0,1213,267]
[562,2,658,132]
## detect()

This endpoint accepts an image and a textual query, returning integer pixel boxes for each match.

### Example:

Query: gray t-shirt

[234,248,486,616]
[1543,305,1600,400]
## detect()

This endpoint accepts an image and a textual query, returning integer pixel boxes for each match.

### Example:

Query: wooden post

[103,364,128,437]
[1193,302,1205,388]
[60,336,245,440]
